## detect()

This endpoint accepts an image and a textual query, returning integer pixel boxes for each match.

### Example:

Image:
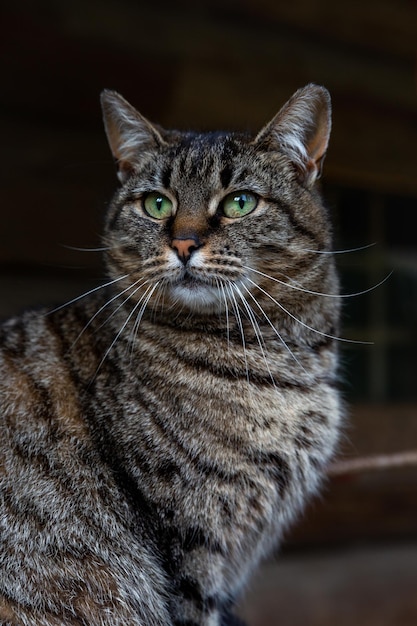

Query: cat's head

[100,85,335,322]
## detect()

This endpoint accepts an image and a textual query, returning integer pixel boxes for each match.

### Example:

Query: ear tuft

[100,90,165,182]
[255,84,332,188]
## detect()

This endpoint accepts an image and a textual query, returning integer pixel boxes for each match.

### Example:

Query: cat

[0,84,342,626]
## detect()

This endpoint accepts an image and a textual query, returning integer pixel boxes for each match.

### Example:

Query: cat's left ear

[255,84,331,188]
[100,90,166,182]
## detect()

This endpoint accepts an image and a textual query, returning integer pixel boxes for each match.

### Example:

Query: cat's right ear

[254,84,331,188]
[100,90,165,182]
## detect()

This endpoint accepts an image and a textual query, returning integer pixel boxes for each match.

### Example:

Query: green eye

[143,192,173,219]
[222,191,258,218]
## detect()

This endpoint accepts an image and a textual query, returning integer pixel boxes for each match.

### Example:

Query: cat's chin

[168,281,222,313]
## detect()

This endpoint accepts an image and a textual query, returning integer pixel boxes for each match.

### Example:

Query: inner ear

[255,84,332,188]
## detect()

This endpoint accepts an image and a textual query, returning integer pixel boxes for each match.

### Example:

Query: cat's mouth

[179,271,206,289]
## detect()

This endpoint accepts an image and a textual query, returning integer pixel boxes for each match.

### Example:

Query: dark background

[1,2,416,624]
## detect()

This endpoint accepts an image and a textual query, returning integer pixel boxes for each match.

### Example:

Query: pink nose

[171,237,201,264]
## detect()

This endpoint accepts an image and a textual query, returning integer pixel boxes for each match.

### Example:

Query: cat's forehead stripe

[164,133,246,192]
[220,165,233,189]
[161,166,172,190]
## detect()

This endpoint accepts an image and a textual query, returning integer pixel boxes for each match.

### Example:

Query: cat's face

[101,85,335,320]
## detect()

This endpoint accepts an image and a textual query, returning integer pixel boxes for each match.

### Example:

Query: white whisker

[246,277,373,345]
[95,280,150,335]
[301,242,377,255]
[232,283,278,388]
[128,282,159,352]
[219,280,231,350]
[69,278,148,352]
[226,283,250,385]
[46,274,130,315]
[243,265,393,299]
[149,280,166,322]
[93,282,160,381]
[238,282,307,373]
[61,244,116,252]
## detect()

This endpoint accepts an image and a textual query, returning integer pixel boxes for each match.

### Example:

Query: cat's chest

[101,318,323,448]
[84,318,337,555]
[106,360,287,533]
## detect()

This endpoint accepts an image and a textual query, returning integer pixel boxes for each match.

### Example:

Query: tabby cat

[0,84,342,625]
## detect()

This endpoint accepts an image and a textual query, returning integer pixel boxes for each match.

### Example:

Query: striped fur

[0,85,342,625]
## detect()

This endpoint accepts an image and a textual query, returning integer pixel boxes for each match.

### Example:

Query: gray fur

[0,84,342,625]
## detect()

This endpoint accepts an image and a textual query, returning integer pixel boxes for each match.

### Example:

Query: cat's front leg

[168,544,248,626]
[221,610,247,626]
[171,599,246,626]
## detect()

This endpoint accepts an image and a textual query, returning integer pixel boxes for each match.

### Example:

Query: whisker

[300,242,378,255]
[149,280,166,322]
[226,283,250,385]
[232,283,278,388]
[94,280,150,335]
[246,278,373,345]
[61,244,116,252]
[128,282,158,354]
[243,265,393,299]
[46,274,130,315]
[68,278,148,352]
[93,282,160,381]
[219,280,231,350]
[159,284,169,317]
[239,282,307,373]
